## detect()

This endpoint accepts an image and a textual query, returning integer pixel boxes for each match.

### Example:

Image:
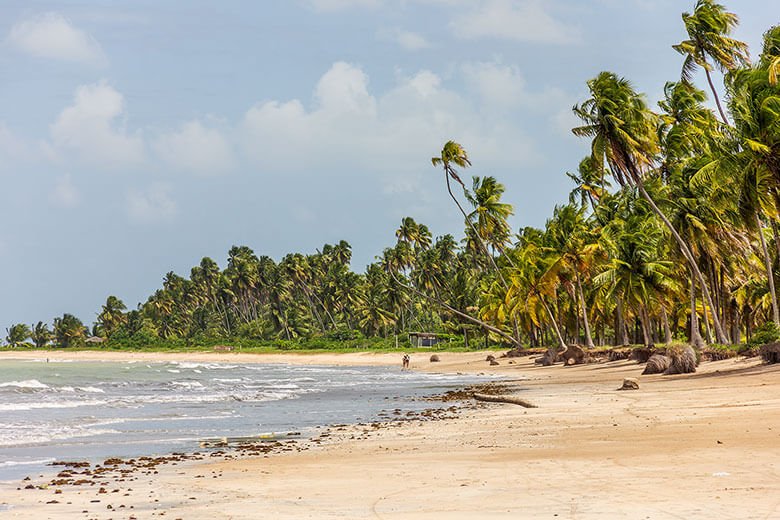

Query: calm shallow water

[0,358,490,481]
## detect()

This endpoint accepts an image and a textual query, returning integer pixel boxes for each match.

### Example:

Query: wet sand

[2,351,779,519]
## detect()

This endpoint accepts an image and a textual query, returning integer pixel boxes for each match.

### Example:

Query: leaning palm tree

[432,141,506,286]
[573,71,729,343]
[673,0,749,123]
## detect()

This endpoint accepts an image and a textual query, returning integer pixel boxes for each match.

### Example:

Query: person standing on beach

[402,354,410,370]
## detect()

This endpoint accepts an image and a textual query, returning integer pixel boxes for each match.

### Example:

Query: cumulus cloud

[378,28,432,51]
[461,60,571,113]
[50,81,144,168]
[7,12,107,65]
[451,0,579,44]
[240,61,539,183]
[126,183,177,222]
[154,120,234,176]
[49,174,80,208]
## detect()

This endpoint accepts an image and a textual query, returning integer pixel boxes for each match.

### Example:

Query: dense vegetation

[6,1,780,353]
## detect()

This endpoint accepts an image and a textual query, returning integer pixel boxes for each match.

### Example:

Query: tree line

[5,1,780,352]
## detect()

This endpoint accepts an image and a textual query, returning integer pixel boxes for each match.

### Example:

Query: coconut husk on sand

[642,354,671,375]
[760,342,780,364]
[561,345,586,366]
[665,345,698,375]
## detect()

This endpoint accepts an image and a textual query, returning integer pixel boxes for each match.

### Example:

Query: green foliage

[5,323,31,347]
[748,322,780,347]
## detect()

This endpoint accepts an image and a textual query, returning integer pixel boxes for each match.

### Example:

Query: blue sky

[1,0,778,327]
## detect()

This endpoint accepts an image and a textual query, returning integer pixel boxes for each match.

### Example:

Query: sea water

[0,358,489,481]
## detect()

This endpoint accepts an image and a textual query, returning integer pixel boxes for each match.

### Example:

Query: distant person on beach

[402,354,410,370]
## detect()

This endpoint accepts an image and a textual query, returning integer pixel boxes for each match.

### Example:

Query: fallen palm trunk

[473,393,537,408]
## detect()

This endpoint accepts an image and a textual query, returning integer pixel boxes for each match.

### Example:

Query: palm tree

[595,213,676,347]
[573,71,729,344]
[466,176,514,255]
[5,323,31,347]
[673,0,749,123]
[432,142,506,285]
[546,205,601,348]
[97,296,127,338]
[30,321,52,348]
[567,156,611,212]
[53,314,86,348]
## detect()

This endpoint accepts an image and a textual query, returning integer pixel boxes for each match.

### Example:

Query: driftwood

[473,393,537,408]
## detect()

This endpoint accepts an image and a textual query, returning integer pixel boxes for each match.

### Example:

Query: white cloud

[126,183,177,222]
[378,28,432,51]
[462,61,527,107]
[451,0,579,44]
[50,81,144,168]
[154,120,234,176]
[240,62,540,181]
[461,60,571,113]
[308,0,381,10]
[7,12,107,65]
[314,62,377,116]
[49,174,80,208]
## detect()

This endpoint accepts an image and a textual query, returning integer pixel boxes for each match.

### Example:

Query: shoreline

[2,353,780,518]
[0,349,509,374]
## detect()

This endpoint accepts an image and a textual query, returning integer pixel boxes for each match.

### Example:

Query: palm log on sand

[473,393,537,408]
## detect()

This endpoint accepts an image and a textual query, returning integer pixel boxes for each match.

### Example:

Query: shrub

[748,322,780,348]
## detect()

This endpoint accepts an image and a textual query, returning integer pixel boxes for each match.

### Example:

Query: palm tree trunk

[756,212,780,327]
[388,271,521,346]
[634,179,728,343]
[576,274,595,348]
[661,306,673,344]
[638,304,652,347]
[444,171,508,289]
[540,298,567,350]
[690,271,705,348]
[616,298,630,346]
[705,68,729,125]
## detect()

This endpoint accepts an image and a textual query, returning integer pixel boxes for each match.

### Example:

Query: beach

[1,350,779,519]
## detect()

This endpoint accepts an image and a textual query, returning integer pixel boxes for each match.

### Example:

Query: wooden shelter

[408,332,441,348]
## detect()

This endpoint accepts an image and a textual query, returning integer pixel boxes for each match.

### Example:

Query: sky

[1,0,778,328]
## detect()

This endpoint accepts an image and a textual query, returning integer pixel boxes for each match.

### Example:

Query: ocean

[0,358,488,481]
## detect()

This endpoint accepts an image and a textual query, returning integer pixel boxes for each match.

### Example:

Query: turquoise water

[0,359,488,481]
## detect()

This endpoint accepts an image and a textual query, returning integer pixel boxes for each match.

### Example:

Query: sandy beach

[1,350,779,519]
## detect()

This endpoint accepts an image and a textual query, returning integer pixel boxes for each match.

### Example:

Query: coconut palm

[5,323,31,347]
[573,71,729,343]
[567,156,611,212]
[546,204,601,348]
[30,321,52,348]
[432,142,506,285]
[53,314,86,348]
[465,176,514,255]
[97,296,128,338]
[673,0,749,123]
